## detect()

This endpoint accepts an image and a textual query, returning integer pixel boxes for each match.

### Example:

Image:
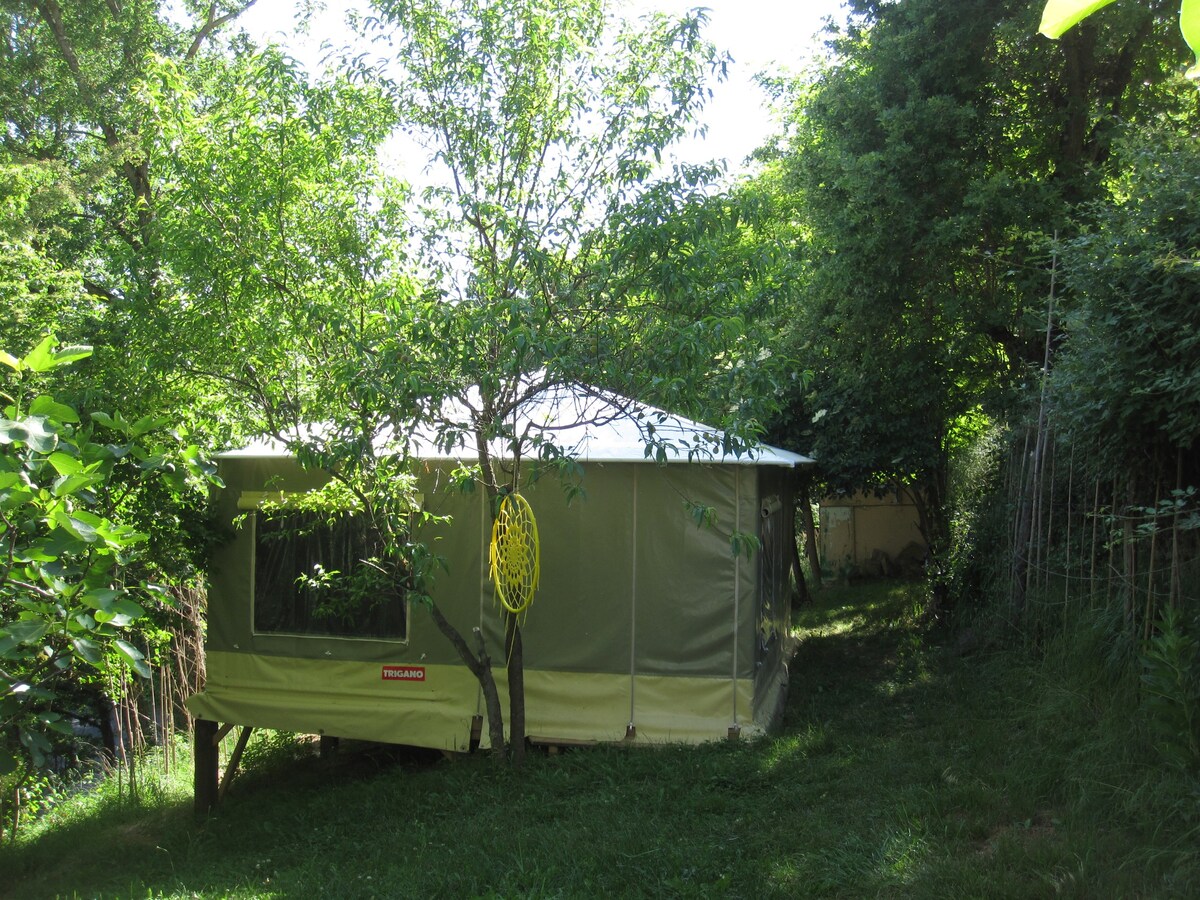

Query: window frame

[241,491,413,644]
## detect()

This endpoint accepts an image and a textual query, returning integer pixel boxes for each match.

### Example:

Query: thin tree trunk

[801,500,820,583]
[428,602,506,759]
[1011,429,1033,613]
[790,522,810,605]
[794,471,818,593]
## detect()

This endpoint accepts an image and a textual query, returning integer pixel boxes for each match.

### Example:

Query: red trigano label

[381,665,426,682]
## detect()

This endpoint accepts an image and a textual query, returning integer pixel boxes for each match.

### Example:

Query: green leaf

[1041,0,1200,79]
[38,712,75,735]
[47,451,82,475]
[130,414,168,437]
[3,619,48,645]
[1038,0,1119,39]
[53,472,105,498]
[115,639,152,678]
[29,395,81,424]
[97,597,145,628]
[53,509,100,543]
[81,588,120,611]
[19,335,57,372]
[19,727,52,767]
[0,416,59,453]
[0,419,31,445]
[112,598,145,619]
[72,636,101,663]
[0,350,20,372]
[1184,0,1200,79]
[51,344,93,366]
[0,634,28,656]
[115,640,142,660]
[27,417,58,453]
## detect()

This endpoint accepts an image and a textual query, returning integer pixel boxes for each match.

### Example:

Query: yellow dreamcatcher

[488,492,540,616]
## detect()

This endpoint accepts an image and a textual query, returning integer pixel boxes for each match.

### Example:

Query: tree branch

[83,279,122,305]
[187,1,260,61]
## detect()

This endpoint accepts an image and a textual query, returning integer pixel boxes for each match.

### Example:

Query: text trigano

[382,665,426,682]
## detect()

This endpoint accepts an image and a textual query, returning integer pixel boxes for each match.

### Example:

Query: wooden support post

[194,718,219,815]
[218,726,253,803]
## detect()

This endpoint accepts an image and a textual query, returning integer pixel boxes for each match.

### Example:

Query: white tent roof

[221,382,812,468]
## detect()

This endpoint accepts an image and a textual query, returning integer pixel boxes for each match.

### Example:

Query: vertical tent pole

[628,465,639,739]
[476,488,487,726]
[731,469,741,737]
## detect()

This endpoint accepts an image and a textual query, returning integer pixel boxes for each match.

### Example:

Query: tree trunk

[788,472,810,603]
[428,602,506,759]
[797,476,821,583]
[790,518,810,605]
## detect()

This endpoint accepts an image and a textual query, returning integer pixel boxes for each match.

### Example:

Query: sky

[238,0,849,178]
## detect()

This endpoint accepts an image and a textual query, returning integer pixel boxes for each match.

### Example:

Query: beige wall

[819,491,926,575]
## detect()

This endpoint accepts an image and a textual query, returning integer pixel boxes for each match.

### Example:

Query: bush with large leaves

[0,338,219,790]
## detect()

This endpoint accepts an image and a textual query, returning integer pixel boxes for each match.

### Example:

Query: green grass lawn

[4,581,1197,898]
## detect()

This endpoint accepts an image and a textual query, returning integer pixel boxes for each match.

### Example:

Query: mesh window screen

[253,510,407,639]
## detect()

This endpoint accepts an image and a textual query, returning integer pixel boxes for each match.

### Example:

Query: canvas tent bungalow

[188,386,811,805]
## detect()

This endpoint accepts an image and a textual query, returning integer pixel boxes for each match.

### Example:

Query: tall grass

[3,581,1197,898]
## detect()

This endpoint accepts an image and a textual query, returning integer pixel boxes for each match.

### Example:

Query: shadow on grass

[3,579,1189,898]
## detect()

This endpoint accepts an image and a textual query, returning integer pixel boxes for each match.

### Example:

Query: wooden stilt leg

[194,719,219,815]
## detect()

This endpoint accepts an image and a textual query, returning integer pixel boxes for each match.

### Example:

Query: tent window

[252,509,407,640]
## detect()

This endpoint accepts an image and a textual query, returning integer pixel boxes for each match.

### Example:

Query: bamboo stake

[1045,426,1057,595]
[1145,473,1161,642]
[1090,477,1100,609]
[1012,428,1032,602]
[112,674,124,804]
[122,673,138,800]
[1029,426,1043,604]
[1108,477,1118,611]
[1064,444,1074,625]
[1171,447,1182,609]
[1023,428,1039,609]
[1124,476,1137,627]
